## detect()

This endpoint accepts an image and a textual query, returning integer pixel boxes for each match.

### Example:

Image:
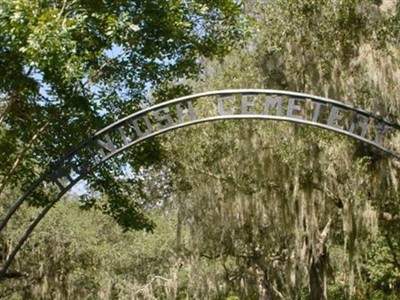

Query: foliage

[2,0,400,299]
[0,194,179,299]
[0,0,247,229]
[155,0,400,298]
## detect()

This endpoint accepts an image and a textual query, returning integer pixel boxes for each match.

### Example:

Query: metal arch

[1,89,399,279]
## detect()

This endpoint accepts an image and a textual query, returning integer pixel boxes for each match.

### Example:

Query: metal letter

[241,95,256,114]
[287,98,304,119]
[327,106,344,130]
[217,96,235,115]
[118,126,130,145]
[153,107,174,130]
[48,166,74,191]
[176,101,197,123]
[312,101,326,122]
[66,154,89,177]
[374,121,388,145]
[96,134,117,158]
[132,115,152,137]
[349,114,369,138]
[264,95,282,116]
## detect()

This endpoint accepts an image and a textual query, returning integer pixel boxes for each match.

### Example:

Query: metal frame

[1,89,399,279]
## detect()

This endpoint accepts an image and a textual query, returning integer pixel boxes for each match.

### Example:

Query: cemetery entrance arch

[1,89,400,279]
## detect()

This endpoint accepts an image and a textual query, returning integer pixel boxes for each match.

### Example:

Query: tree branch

[0,121,50,196]
[57,0,68,20]
[0,66,33,125]
[319,218,332,247]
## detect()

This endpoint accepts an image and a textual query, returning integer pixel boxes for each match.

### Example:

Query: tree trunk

[254,263,271,300]
[309,250,327,300]
[308,218,332,300]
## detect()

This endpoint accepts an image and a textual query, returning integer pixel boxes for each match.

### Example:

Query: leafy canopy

[0,0,247,230]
